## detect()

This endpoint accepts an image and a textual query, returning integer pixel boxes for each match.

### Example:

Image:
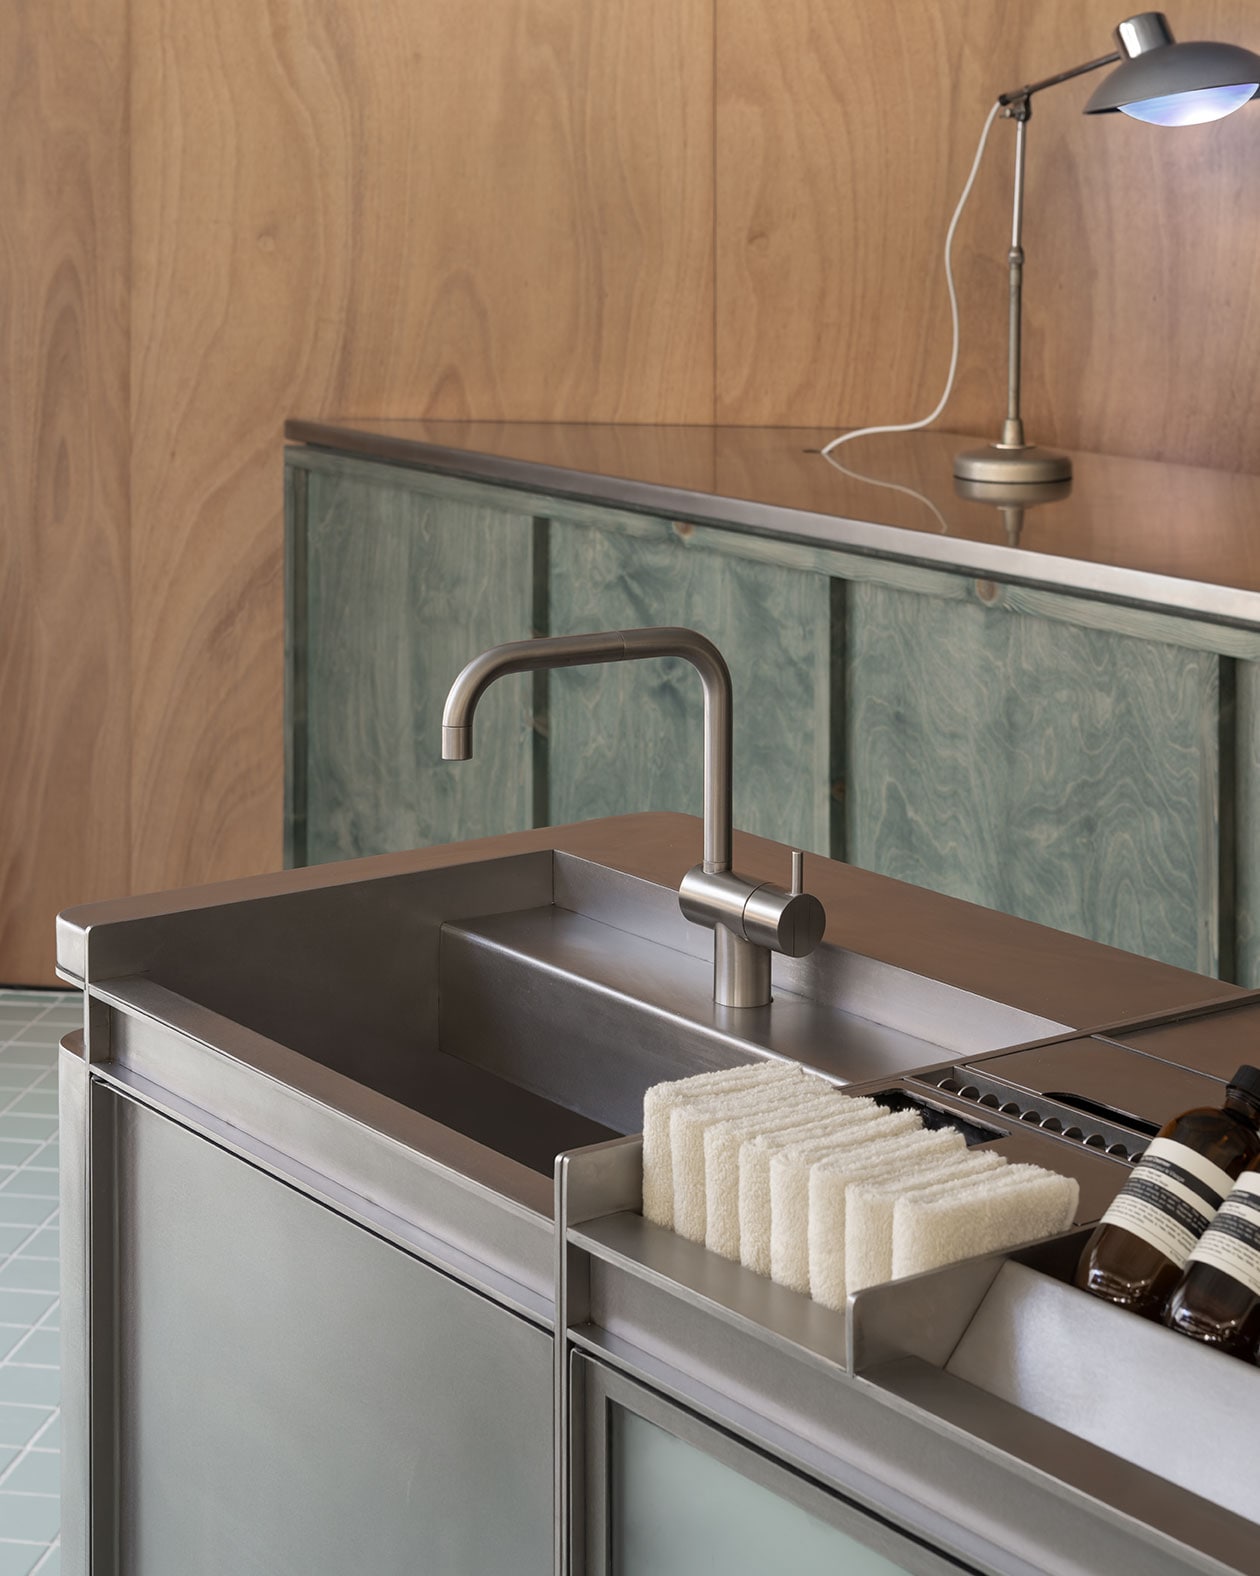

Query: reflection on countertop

[284,419,1260,623]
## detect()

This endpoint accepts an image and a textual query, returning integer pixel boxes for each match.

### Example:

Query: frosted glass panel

[610,1408,926,1575]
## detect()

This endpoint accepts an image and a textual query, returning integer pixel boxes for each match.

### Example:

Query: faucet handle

[743,865,826,959]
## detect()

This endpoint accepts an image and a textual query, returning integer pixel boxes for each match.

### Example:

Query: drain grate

[913,1067,1149,1164]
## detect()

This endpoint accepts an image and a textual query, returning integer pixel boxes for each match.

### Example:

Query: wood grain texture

[1238,660,1260,988]
[127,0,714,896]
[848,580,1222,974]
[547,513,835,855]
[716,0,1260,472]
[0,0,130,982]
[300,467,536,863]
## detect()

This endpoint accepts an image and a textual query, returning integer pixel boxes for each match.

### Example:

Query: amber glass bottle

[1163,1151,1260,1360]
[1074,1065,1260,1318]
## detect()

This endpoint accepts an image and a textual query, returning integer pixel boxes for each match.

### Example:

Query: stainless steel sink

[59,842,1068,1186]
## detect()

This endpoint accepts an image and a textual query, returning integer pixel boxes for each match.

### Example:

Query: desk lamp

[954,11,1260,486]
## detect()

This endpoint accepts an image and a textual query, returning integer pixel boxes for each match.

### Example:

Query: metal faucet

[441,627,826,1007]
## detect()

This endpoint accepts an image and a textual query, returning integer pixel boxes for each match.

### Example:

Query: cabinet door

[103,1091,553,1576]
[577,1357,977,1576]
[548,513,838,856]
[1238,660,1260,988]
[295,461,538,863]
[848,580,1223,975]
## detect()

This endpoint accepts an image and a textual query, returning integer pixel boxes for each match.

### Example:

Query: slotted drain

[914,1067,1149,1164]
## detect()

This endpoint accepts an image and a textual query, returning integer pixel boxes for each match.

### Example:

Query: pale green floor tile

[0,1175,57,1201]
[0,1147,41,1171]
[0,992,78,1560]
[0,1128,55,1153]
[0,1263,59,1295]
[0,1493,60,1543]
[0,1330,31,1362]
[2,1454,59,1497]
[10,1335,57,1369]
[0,1541,45,1576]
[0,1202,57,1230]
[0,1408,55,1450]
[0,1369,58,1409]
[4,1097,58,1119]
[0,1298,56,1329]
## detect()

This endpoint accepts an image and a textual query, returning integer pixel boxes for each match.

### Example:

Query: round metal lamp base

[954,443,1073,485]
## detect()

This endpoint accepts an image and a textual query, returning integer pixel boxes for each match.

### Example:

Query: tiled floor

[0,988,77,1576]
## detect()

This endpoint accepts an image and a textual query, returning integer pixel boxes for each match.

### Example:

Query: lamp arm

[990,46,1120,449]
[998,50,1121,107]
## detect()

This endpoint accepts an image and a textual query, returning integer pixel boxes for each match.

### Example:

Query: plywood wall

[126,0,716,900]
[5,0,1260,980]
[0,0,131,985]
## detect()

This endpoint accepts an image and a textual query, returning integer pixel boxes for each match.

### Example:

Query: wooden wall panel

[127,0,715,896]
[0,0,130,983]
[716,0,1260,473]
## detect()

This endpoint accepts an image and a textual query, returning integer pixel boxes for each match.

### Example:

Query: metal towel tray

[852,1241,1260,1546]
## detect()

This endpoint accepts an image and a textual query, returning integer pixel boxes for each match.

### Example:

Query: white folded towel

[672,1076,836,1243]
[891,1163,1080,1281]
[770,1121,961,1294]
[805,1127,974,1307]
[704,1094,879,1262]
[642,1062,801,1228]
[845,1149,1008,1297]
[740,1108,916,1278]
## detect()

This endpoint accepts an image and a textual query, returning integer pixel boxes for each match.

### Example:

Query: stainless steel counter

[56,813,1260,1575]
[285,419,1260,628]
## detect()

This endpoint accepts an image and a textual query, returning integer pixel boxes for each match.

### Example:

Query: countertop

[285,419,1260,629]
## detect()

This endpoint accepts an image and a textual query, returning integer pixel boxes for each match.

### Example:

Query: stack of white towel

[642,1062,1079,1307]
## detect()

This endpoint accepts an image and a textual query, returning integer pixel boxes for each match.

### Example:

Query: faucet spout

[442,626,824,1006]
[441,627,733,874]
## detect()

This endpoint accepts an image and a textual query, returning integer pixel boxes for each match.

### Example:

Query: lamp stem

[1004,111,1028,446]
[955,43,1124,486]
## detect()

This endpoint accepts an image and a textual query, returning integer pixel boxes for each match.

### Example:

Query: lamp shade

[1085,33,1260,122]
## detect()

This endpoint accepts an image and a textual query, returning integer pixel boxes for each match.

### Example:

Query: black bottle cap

[1226,1065,1260,1102]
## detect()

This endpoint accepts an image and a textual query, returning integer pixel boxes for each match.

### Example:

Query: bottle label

[1097,1137,1235,1268]
[1185,1172,1260,1296]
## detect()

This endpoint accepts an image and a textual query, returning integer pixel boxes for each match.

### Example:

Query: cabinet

[99,1086,553,1576]
[286,445,1260,984]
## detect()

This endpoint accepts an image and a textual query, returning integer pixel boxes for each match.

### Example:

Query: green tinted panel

[612,1408,931,1575]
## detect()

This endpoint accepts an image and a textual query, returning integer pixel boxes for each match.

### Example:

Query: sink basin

[59,836,1068,1184]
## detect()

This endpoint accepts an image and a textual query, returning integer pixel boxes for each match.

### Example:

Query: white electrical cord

[821,98,1002,458]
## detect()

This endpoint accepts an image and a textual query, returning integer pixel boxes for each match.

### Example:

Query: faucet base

[714,927,772,1008]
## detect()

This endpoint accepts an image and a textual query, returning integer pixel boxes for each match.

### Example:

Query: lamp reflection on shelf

[819,449,951,534]
[954,474,1073,548]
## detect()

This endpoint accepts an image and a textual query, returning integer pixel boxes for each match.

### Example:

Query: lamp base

[953,442,1073,485]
